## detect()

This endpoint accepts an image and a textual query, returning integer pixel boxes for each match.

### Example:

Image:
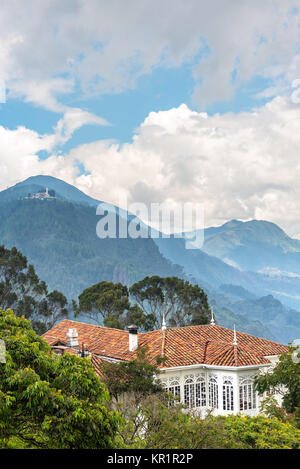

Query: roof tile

[42,319,289,369]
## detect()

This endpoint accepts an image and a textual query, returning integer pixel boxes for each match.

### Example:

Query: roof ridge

[54,320,286,347]
[207,341,233,362]
[56,318,128,334]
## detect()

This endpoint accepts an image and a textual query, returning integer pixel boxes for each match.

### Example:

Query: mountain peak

[0,175,102,207]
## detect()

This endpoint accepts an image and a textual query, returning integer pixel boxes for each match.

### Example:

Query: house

[42,317,289,417]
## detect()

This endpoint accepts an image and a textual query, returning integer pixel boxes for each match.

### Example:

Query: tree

[77,281,131,327]
[0,308,120,449]
[0,245,68,333]
[111,392,300,449]
[76,281,146,329]
[254,347,300,426]
[37,290,68,333]
[101,346,163,403]
[129,276,211,330]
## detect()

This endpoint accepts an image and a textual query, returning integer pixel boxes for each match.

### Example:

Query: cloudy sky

[1,0,300,235]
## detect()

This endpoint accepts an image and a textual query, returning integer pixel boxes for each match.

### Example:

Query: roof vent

[128,324,138,352]
[66,328,79,348]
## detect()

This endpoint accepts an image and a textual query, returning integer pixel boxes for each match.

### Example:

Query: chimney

[128,324,138,352]
[67,328,79,348]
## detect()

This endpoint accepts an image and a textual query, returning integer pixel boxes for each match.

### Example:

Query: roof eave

[160,363,270,372]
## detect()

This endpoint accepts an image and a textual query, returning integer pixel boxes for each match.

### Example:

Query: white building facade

[43,319,289,417]
[160,364,273,417]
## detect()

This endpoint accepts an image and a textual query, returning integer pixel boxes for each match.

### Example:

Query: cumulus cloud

[1,1,300,237]
[2,97,300,235]
[62,99,300,236]
[1,1,300,109]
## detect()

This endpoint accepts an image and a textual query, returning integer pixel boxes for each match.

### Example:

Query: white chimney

[67,328,79,348]
[128,325,138,352]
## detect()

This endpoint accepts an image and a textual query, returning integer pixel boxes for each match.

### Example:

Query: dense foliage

[77,276,211,330]
[130,275,210,329]
[0,199,182,300]
[255,347,300,427]
[101,347,164,402]
[110,393,300,449]
[1,309,299,449]
[0,245,68,333]
[0,309,120,449]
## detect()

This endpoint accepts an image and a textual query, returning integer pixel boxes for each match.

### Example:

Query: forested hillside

[0,199,182,299]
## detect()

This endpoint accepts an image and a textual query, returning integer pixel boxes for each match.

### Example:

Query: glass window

[184,378,195,408]
[167,380,181,406]
[223,379,234,411]
[208,377,218,408]
[195,377,206,407]
[239,379,256,411]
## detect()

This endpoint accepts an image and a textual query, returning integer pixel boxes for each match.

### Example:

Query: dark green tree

[77,281,145,329]
[0,245,68,333]
[254,347,300,426]
[0,308,120,449]
[129,276,211,330]
[101,346,163,402]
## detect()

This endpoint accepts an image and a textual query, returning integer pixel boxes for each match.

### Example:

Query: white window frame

[239,377,256,411]
[195,376,206,407]
[223,377,234,411]
[208,376,218,408]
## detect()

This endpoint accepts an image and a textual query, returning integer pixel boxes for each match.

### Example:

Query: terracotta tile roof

[90,355,106,378]
[42,319,289,369]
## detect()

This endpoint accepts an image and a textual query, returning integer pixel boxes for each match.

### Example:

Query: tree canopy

[77,276,211,331]
[101,346,164,402]
[77,281,135,328]
[0,308,120,449]
[255,347,300,426]
[0,245,68,333]
[129,276,211,330]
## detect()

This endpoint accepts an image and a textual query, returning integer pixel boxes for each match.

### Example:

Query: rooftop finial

[162,312,167,331]
[210,308,215,325]
[233,324,238,346]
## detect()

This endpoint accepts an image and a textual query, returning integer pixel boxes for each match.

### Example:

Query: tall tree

[254,347,300,426]
[101,346,163,402]
[129,276,211,330]
[77,281,132,327]
[0,308,120,449]
[0,245,68,333]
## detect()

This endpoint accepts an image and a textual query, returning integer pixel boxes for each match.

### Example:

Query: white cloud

[1,1,300,238]
[0,1,300,109]
[62,99,300,237]
[2,97,300,236]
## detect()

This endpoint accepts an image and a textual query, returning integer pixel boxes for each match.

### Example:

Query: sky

[1,1,300,235]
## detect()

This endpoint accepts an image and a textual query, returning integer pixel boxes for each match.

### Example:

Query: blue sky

[1,63,272,153]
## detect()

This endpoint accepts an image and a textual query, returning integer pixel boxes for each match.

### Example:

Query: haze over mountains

[1,175,300,344]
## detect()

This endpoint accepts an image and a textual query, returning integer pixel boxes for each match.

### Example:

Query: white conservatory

[43,316,289,417]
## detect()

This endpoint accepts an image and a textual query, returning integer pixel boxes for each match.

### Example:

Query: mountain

[1,175,300,343]
[0,175,101,206]
[209,286,300,344]
[0,197,183,299]
[202,219,300,275]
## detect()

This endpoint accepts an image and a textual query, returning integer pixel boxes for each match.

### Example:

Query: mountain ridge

[1,175,300,343]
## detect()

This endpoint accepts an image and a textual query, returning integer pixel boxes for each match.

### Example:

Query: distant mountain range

[1,175,300,344]
[202,218,300,275]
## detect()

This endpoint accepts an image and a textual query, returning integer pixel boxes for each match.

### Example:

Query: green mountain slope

[202,219,300,274]
[1,175,299,343]
[0,199,183,299]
